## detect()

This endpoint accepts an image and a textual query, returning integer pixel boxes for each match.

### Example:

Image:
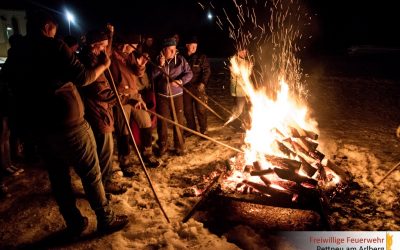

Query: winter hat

[186,36,198,44]
[85,30,108,45]
[162,37,177,48]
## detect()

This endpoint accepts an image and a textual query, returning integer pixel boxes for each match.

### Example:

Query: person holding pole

[79,28,128,195]
[152,37,193,156]
[1,10,128,236]
[182,36,211,136]
[110,33,160,173]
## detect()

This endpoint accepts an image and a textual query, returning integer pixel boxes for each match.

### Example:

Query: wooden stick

[166,83,184,148]
[376,161,400,186]
[182,172,223,223]
[207,95,247,125]
[146,109,244,154]
[107,69,170,223]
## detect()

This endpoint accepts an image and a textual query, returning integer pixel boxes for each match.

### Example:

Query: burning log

[273,168,318,188]
[252,161,272,186]
[298,155,318,177]
[276,140,296,157]
[288,121,319,140]
[271,180,318,199]
[273,128,287,138]
[290,139,325,161]
[309,150,325,161]
[299,137,318,152]
[242,180,293,200]
[250,169,274,176]
[315,163,327,182]
[265,155,302,171]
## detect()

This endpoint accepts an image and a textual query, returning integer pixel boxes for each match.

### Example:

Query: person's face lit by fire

[186,43,197,56]
[90,40,108,55]
[162,45,176,60]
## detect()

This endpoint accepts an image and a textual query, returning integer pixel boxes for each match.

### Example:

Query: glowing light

[66,11,74,23]
[65,10,75,35]
[207,12,213,20]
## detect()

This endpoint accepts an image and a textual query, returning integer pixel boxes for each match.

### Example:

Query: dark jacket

[152,54,193,97]
[79,47,116,133]
[1,34,97,132]
[182,52,211,86]
[110,50,143,104]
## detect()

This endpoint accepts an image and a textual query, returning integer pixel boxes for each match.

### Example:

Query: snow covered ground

[0,55,399,249]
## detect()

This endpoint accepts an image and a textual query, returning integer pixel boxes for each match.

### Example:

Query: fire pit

[183,80,350,231]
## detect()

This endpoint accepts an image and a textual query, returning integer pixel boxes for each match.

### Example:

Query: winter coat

[110,50,143,104]
[183,52,211,87]
[152,54,193,97]
[0,34,97,132]
[79,47,116,133]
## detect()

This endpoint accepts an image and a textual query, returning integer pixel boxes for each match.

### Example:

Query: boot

[96,207,129,234]
[104,181,128,195]
[118,155,136,177]
[65,216,89,238]
[142,147,160,168]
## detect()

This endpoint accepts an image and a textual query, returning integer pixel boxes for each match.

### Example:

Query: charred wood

[252,161,272,186]
[324,159,350,182]
[242,180,293,198]
[273,168,318,187]
[250,169,274,176]
[299,156,318,177]
[276,141,296,157]
[299,137,318,152]
[271,180,317,198]
[265,155,302,171]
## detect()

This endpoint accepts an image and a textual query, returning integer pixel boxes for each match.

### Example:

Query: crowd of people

[0,9,215,237]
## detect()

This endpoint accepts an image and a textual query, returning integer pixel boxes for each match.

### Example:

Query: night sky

[1,0,400,57]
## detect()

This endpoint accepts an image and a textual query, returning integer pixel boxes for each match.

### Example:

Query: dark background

[1,0,400,57]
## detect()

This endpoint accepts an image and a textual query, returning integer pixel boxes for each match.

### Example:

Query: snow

[1,55,400,249]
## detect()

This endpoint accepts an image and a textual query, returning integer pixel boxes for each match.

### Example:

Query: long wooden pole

[207,95,247,125]
[106,68,170,223]
[376,161,400,186]
[146,109,244,154]
[166,82,184,149]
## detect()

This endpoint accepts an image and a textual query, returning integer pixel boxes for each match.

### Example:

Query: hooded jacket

[152,53,193,97]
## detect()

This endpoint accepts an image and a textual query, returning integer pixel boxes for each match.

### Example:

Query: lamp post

[66,11,74,35]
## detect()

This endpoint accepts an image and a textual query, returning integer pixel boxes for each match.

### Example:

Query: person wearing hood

[152,37,193,156]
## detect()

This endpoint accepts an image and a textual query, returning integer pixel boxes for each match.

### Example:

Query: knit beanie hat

[162,37,177,48]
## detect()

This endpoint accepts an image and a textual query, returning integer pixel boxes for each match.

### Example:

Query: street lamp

[66,11,74,35]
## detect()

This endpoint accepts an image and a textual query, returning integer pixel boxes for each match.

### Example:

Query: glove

[197,83,206,93]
